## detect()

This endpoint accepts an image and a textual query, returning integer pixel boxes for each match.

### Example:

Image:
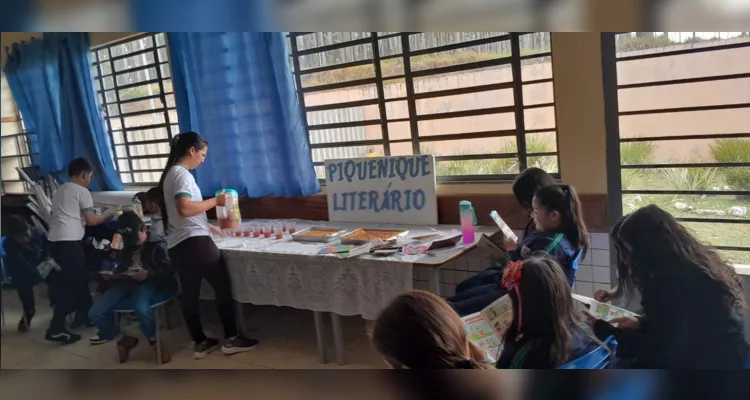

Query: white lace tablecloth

[199,220,466,319]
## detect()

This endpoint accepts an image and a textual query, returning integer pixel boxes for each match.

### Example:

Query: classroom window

[1,72,34,194]
[91,32,176,186]
[609,32,750,265]
[288,32,558,182]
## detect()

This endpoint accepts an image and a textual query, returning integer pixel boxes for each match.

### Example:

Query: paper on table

[572,293,639,321]
[460,294,514,363]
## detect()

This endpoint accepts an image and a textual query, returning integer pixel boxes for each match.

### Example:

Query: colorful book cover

[460,295,514,363]
[572,293,639,321]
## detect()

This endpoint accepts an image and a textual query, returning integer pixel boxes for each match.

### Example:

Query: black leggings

[47,240,91,332]
[169,236,238,343]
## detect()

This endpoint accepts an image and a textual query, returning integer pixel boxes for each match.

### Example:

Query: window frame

[602,32,750,260]
[91,32,176,186]
[1,101,35,194]
[288,32,560,184]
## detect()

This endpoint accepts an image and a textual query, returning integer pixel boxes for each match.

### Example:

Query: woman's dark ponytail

[157,132,208,232]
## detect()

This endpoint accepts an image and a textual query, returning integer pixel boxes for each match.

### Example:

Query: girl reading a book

[497,257,600,369]
[448,184,588,316]
[372,290,492,370]
[454,167,556,295]
[584,205,749,369]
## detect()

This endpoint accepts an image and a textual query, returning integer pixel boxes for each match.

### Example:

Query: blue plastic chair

[557,335,618,369]
[569,247,584,288]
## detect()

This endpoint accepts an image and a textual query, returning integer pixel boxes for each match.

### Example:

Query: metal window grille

[1,72,35,194]
[603,32,750,264]
[91,32,177,186]
[288,32,559,183]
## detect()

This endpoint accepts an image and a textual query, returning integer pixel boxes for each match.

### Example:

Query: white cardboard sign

[324,155,438,225]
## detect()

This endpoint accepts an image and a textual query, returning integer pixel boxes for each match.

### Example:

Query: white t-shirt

[149,216,165,237]
[163,165,210,248]
[48,182,94,242]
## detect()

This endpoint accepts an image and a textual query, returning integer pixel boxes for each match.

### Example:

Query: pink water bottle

[459,200,477,244]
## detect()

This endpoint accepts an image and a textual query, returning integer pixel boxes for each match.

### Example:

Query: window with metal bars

[604,32,750,265]
[90,32,178,186]
[1,72,35,194]
[287,32,558,183]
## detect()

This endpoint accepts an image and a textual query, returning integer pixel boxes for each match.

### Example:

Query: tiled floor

[0,288,385,369]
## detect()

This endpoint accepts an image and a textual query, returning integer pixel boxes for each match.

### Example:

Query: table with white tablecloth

[200,219,495,364]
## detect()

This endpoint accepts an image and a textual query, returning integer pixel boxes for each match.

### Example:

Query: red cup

[243,230,251,237]
[234,231,242,237]
[254,231,262,238]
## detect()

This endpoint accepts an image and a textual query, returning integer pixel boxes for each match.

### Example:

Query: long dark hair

[533,184,589,258]
[612,205,746,310]
[157,131,208,231]
[503,257,583,367]
[513,167,556,210]
[372,290,490,370]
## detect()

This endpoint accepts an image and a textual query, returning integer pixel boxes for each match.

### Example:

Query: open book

[474,234,509,265]
[572,294,639,321]
[460,295,513,363]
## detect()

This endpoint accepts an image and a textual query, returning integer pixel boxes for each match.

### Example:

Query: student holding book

[496,257,600,369]
[88,211,175,364]
[373,290,493,369]
[584,205,749,369]
[448,184,589,316]
[454,167,555,294]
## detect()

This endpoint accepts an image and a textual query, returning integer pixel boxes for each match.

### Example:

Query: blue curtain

[130,0,271,31]
[3,33,122,191]
[167,32,320,197]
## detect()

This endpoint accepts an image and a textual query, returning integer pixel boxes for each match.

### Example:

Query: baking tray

[340,228,410,246]
[291,227,347,243]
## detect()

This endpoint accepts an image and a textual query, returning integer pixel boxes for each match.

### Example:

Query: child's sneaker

[221,336,258,355]
[45,329,82,344]
[193,338,220,359]
[89,333,111,345]
[17,317,31,333]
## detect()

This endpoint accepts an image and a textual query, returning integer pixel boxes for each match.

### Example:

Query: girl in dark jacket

[497,257,601,369]
[585,205,749,369]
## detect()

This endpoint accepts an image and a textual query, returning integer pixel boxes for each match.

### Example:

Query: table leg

[429,268,442,296]
[313,311,328,364]
[331,312,346,366]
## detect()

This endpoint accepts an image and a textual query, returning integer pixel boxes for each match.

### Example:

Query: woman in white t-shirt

[158,131,258,359]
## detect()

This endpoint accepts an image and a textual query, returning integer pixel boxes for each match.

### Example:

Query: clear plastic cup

[263,224,272,238]
[275,222,284,239]
[288,221,297,234]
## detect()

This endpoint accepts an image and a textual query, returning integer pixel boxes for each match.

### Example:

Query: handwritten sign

[325,155,438,225]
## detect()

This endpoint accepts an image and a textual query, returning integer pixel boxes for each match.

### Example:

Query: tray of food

[340,228,410,246]
[291,227,348,243]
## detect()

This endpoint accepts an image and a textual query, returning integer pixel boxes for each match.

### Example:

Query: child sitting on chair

[497,257,601,369]
[454,167,555,295]
[88,211,176,364]
[448,184,589,316]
